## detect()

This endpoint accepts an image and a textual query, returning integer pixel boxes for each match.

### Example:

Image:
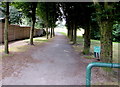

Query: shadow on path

[2,33,115,85]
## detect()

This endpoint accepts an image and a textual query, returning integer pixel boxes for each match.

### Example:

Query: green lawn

[60,32,119,63]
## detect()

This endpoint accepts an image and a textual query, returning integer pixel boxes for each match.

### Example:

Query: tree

[0,2,5,18]
[61,3,76,42]
[93,2,117,63]
[37,3,49,39]
[113,23,120,42]
[4,2,9,54]
[48,3,59,38]
[13,2,37,45]
[29,2,37,45]
[37,2,60,39]
[80,3,94,55]
[61,3,93,54]
[9,6,22,24]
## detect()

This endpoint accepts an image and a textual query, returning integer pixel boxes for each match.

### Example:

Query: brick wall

[0,22,41,43]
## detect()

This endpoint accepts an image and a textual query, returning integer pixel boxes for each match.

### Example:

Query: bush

[112,24,120,42]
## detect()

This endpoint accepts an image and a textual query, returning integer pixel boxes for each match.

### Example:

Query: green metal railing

[86,62,120,87]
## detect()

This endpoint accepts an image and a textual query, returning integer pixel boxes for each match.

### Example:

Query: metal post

[86,62,120,87]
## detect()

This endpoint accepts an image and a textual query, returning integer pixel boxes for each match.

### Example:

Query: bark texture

[30,3,37,45]
[4,2,9,54]
[46,27,49,39]
[100,21,113,63]
[53,28,55,37]
[83,26,91,55]
[93,2,113,63]
[50,27,53,38]
[73,24,77,44]
[70,24,74,41]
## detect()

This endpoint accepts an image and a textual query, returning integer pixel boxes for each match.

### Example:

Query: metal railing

[86,62,120,87]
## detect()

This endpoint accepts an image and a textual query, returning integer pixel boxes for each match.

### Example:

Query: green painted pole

[86,62,120,87]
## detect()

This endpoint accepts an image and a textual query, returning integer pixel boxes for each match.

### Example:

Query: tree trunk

[83,25,91,55]
[30,20,35,45]
[29,3,37,45]
[67,29,70,38]
[70,24,74,41]
[73,24,77,44]
[45,3,49,39]
[68,29,71,39]
[67,24,70,38]
[53,28,55,37]
[93,2,113,63]
[4,2,9,54]
[50,27,52,38]
[68,24,71,38]
[100,21,113,63]
[46,25,49,39]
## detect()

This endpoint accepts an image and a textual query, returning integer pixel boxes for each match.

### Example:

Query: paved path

[2,33,112,85]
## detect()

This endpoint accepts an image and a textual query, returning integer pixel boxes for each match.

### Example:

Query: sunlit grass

[1,54,14,59]
[93,82,119,86]
[0,37,48,57]
[24,37,48,43]
[0,49,3,53]
[60,31,119,63]
[9,45,31,52]
[59,32,67,36]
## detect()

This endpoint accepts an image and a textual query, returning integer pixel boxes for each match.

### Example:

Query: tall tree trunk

[67,24,71,38]
[93,2,113,62]
[29,3,37,45]
[69,28,72,40]
[70,24,74,41]
[53,28,55,37]
[50,27,52,38]
[100,21,113,63]
[46,26,49,39]
[4,2,9,54]
[68,24,73,41]
[46,3,49,39]
[30,19,35,45]
[73,24,77,44]
[67,29,70,38]
[67,23,70,38]
[83,25,91,55]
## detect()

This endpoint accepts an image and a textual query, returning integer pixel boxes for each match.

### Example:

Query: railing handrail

[86,62,120,87]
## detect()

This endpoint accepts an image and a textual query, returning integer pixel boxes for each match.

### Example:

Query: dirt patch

[1,41,46,80]
[1,34,119,85]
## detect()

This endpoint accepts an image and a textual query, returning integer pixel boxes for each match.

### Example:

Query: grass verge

[0,37,48,58]
[60,31,119,63]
